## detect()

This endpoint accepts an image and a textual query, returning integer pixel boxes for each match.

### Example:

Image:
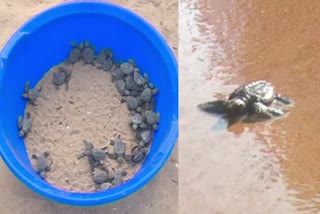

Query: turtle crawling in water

[198,80,294,126]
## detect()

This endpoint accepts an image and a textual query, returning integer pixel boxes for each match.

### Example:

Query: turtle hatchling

[96,49,113,71]
[82,40,95,64]
[101,59,113,71]
[115,80,126,95]
[100,182,112,190]
[108,135,128,163]
[130,146,148,164]
[110,170,126,186]
[139,88,158,103]
[139,129,154,145]
[92,169,108,184]
[17,112,32,137]
[112,67,125,81]
[32,152,52,178]
[133,71,147,86]
[198,80,294,126]
[130,113,143,130]
[78,140,107,164]
[126,96,139,111]
[125,75,141,91]
[96,49,108,65]
[68,41,83,64]
[120,62,134,75]
[22,81,42,105]
[52,66,72,90]
[144,110,160,126]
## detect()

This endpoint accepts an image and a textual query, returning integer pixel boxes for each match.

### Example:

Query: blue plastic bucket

[0,1,178,207]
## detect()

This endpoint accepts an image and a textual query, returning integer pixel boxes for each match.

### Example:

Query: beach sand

[0,0,178,213]
[25,61,139,192]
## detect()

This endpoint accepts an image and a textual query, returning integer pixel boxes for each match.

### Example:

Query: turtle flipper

[274,93,294,105]
[226,116,242,127]
[17,116,23,129]
[244,102,288,123]
[24,81,30,93]
[197,100,226,114]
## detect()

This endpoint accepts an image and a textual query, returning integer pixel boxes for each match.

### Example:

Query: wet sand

[0,0,178,213]
[180,0,320,213]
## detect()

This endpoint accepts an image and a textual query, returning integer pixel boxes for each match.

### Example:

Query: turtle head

[225,98,246,117]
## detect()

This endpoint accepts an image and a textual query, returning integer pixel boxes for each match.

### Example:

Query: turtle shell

[93,170,108,184]
[114,138,125,155]
[243,80,275,104]
[27,89,40,101]
[228,80,275,105]
[22,118,32,133]
[91,148,106,161]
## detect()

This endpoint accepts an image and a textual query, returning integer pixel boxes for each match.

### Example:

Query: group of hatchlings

[18,40,160,191]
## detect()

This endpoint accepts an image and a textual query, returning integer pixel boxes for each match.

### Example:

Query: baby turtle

[22,81,42,105]
[125,75,141,91]
[198,80,294,126]
[126,96,139,111]
[144,97,156,111]
[96,49,114,71]
[92,168,108,184]
[31,152,52,178]
[52,66,72,90]
[101,59,113,71]
[144,110,160,126]
[96,49,108,65]
[68,41,83,64]
[82,40,95,64]
[17,112,32,137]
[78,140,107,163]
[100,182,112,190]
[139,129,154,145]
[120,62,134,75]
[108,135,128,163]
[139,88,158,103]
[133,71,147,86]
[110,170,127,186]
[130,113,143,130]
[112,67,125,81]
[130,146,148,164]
[115,80,126,95]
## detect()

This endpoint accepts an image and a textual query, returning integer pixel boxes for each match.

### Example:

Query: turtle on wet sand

[17,112,32,137]
[198,80,294,126]
[31,152,52,178]
[22,81,42,105]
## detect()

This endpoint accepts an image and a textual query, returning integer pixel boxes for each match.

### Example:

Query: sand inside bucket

[24,61,139,192]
